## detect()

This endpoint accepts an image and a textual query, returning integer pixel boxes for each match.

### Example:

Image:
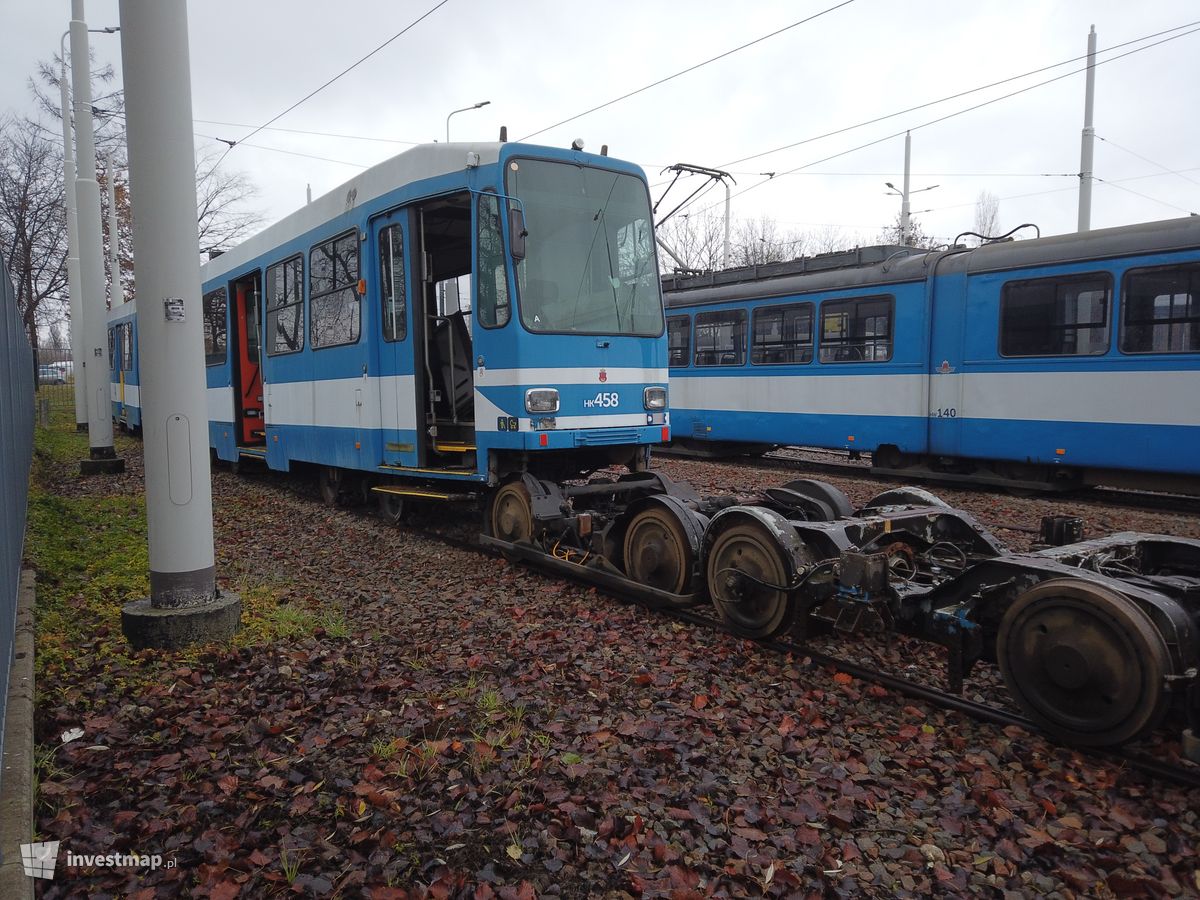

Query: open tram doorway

[230,271,265,448]
[408,193,478,470]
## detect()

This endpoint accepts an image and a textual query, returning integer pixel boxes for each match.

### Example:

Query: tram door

[375,208,420,468]
[230,271,265,447]
[375,193,477,471]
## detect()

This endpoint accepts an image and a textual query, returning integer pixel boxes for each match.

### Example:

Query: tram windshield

[506,158,662,336]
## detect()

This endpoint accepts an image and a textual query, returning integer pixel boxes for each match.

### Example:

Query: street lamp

[884,132,938,246]
[445,100,490,143]
[59,24,119,430]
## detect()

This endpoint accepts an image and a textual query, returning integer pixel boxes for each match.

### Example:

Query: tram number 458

[584,392,620,409]
[930,407,957,418]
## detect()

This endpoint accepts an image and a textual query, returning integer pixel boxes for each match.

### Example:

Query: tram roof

[201,142,505,283]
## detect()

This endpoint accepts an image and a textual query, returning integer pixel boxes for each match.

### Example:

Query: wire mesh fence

[0,253,35,790]
[31,347,78,428]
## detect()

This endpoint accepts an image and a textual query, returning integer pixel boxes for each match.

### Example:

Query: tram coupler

[1038,515,1085,547]
[479,533,701,610]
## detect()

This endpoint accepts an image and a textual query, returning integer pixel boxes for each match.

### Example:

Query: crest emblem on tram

[599,370,607,383]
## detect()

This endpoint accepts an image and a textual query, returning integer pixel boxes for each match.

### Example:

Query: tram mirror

[509,207,527,260]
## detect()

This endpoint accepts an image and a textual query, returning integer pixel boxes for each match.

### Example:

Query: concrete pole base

[121,591,242,650]
[80,456,126,476]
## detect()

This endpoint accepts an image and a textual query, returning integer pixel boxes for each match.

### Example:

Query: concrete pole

[118,0,240,648]
[721,179,731,270]
[1077,25,1097,232]
[70,0,123,474]
[104,154,122,304]
[58,44,86,429]
[900,131,912,246]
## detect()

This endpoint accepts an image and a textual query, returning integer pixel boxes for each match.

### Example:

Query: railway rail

[224,446,1200,789]
[661,445,1200,519]
[477,527,1200,793]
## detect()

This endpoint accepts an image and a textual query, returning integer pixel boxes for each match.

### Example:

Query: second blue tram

[662,216,1200,494]
[197,141,668,518]
[107,300,141,431]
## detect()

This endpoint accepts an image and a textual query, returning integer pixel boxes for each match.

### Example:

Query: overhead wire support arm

[655,163,737,269]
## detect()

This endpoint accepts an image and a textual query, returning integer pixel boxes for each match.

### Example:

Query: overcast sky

[4,0,1199,251]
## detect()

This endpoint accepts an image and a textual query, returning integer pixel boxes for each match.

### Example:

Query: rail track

[657,446,1200,519]
[416,510,1200,792]
[237,460,1200,791]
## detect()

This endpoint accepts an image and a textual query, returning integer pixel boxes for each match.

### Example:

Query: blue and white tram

[663,216,1200,494]
[199,141,669,518]
[107,300,141,431]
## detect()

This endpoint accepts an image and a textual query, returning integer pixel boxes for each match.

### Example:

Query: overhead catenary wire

[518,0,857,142]
[719,20,1200,171]
[196,120,421,147]
[211,0,452,167]
[194,133,370,169]
[692,23,1200,217]
[1096,134,1200,190]
[913,166,1200,215]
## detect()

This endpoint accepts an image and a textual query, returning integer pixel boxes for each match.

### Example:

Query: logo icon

[21,841,60,880]
[599,369,607,383]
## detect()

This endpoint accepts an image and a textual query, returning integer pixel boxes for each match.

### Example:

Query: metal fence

[0,253,34,787]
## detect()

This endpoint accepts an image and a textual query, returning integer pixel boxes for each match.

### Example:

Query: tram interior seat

[430,310,473,421]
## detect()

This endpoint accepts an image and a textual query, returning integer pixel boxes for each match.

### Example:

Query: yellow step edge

[370,486,457,501]
[434,442,476,453]
[378,464,476,475]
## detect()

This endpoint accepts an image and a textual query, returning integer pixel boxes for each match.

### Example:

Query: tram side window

[266,256,304,355]
[819,296,892,363]
[1120,263,1200,354]
[694,309,746,366]
[203,287,227,366]
[476,193,511,329]
[310,231,361,349]
[667,315,690,367]
[379,224,406,341]
[999,274,1110,357]
[108,328,116,370]
[753,303,813,365]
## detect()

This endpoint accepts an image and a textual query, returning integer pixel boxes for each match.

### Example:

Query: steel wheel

[377,491,406,525]
[623,507,694,595]
[319,466,343,507]
[489,481,534,544]
[997,579,1170,747]
[706,521,794,639]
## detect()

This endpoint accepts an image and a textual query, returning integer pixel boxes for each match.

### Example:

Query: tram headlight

[643,386,667,410]
[525,388,560,414]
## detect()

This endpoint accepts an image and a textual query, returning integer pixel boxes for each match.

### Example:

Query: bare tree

[809,224,856,255]
[731,215,792,266]
[0,115,68,372]
[972,190,1001,243]
[877,211,938,249]
[195,146,263,253]
[655,208,725,273]
[32,57,263,275]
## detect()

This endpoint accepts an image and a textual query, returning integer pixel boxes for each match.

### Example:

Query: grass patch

[25,423,349,692]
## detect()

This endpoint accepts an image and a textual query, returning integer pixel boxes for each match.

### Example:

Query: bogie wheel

[489,481,534,545]
[318,466,343,507]
[996,578,1170,747]
[623,506,695,596]
[706,521,795,639]
[377,491,406,525]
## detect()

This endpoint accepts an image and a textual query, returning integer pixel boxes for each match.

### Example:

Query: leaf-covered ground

[28,430,1200,897]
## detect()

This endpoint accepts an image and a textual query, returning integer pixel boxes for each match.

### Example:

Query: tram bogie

[490,475,1200,757]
